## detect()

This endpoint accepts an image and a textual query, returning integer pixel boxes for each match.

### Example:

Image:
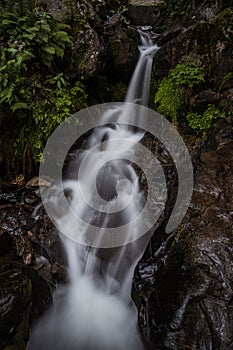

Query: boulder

[107,28,138,80]
[42,0,68,20]
[128,0,166,26]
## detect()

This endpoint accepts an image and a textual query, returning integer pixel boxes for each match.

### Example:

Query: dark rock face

[0,263,32,350]
[189,90,221,112]
[41,0,139,82]
[0,263,52,350]
[43,0,68,20]
[129,0,166,26]
[107,28,138,80]
[0,186,65,349]
[135,118,233,349]
[154,9,233,85]
[136,3,233,346]
[149,141,233,349]
[72,24,104,80]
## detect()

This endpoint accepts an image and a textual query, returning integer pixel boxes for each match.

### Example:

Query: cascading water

[28,30,159,350]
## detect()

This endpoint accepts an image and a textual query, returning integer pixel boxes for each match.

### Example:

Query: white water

[28,31,158,350]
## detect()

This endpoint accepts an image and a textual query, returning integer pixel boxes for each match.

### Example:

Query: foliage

[154,78,183,124]
[113,82,127,101]
[165,0,189,22]
[186,104,225,130]
[0,1,88,177]
[16,76,87,162]
[154,62,204,124]
[159,0,191,30]
[219,72,233,91]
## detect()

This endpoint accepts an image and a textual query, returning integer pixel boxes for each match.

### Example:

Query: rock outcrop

[129,0,166,26]
[0,185,65,349]
[134,117,233,349]
[149,140,233,349]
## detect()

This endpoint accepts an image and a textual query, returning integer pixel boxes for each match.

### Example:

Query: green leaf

[11,102,29,112]
[3,78,8,88]
[7,48,17,54]
[17,55,23,66]
[2,19,16,25]
[43,46,56,54]
[0,65,7,72]
[53,45,64,57]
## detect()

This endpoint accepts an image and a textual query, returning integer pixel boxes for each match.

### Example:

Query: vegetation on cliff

[0,0,87,178]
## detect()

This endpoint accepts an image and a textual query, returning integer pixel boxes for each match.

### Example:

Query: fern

[154,62,205,124]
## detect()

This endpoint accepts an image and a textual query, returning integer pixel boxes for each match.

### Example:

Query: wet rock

[220,88,233,112]
[0,229,12,257]
[182,0,220,26]
[0,192,17,205]
[0,263,32,350]
[103,10,129,35]
[189,90,221,112]
[141,140,233,350]
[157,26,184,46]
[26,177,52,188]
[72,24,104,80]
[107,28,138,80]
[0,186,64,348]
[129,0,166,26]
[0,262,52,350]
[22,265,52,322]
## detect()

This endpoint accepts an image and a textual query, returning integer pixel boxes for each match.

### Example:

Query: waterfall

[28,30,159,350]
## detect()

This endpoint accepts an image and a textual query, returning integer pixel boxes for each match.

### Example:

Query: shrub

[154,62,204,124]
[0,1,88,177]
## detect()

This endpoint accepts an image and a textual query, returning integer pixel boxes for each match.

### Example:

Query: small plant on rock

[186,104,225,131]
[154,62,205,124]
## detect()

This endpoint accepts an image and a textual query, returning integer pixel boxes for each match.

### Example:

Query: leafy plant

[186,104,225,130]
[0,1,88,177]
[219,72,233,91]
[154,62,205,124]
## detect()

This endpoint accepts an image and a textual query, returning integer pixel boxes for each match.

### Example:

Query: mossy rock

[153,8,233,87]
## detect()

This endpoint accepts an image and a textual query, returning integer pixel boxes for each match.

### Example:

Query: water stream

[28,30,159,350]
